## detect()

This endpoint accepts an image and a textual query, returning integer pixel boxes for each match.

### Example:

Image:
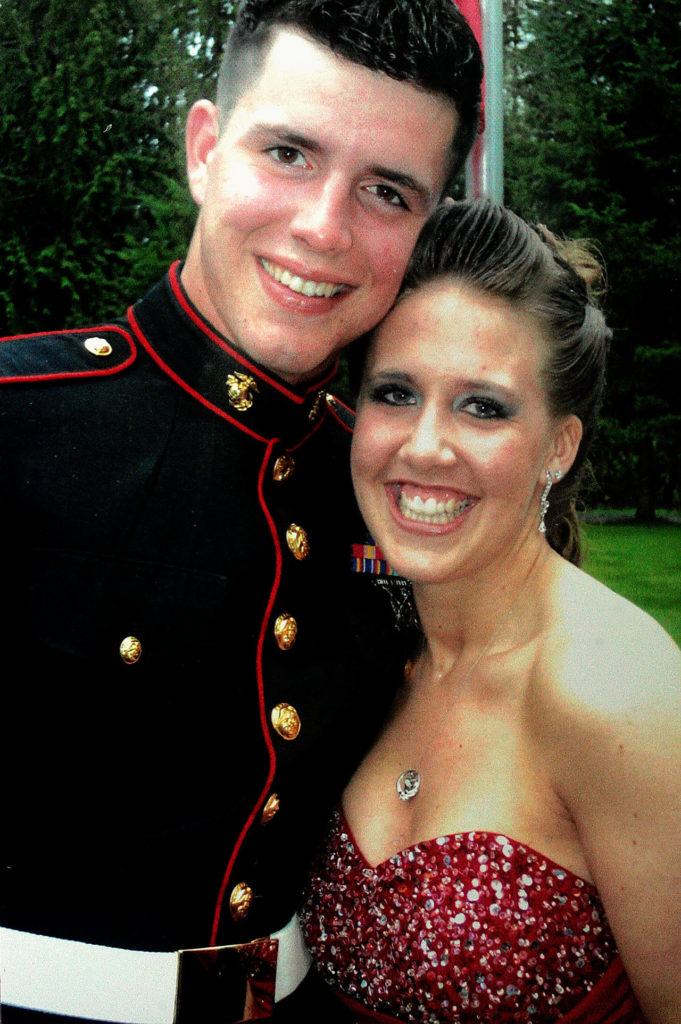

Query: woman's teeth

[398,491,473,524]
[261,258,344,298]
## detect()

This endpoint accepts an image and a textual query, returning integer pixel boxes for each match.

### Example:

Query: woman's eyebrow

[367,370,416,386]
[369,370,517,397]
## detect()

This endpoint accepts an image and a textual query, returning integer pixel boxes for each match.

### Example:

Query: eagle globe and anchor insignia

[226,372,258,412]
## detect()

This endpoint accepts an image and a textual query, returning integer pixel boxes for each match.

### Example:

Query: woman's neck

[412,537,557,679]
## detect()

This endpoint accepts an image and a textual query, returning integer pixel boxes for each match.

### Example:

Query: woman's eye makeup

[367,382,417,406]
[366,381,513,419]
[457,395,512,420]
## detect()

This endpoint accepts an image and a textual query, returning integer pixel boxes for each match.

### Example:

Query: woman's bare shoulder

[539,559,680,731]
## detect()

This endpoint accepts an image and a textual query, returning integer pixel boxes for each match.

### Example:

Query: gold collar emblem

[226,372,258,412]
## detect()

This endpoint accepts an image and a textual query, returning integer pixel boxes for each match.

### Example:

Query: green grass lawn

[582,523,681,646]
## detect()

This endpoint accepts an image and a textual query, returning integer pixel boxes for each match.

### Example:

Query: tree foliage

[503,0,681,517]
[0,0,235,332]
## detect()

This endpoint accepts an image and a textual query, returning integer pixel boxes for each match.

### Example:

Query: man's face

[182,29,457,384]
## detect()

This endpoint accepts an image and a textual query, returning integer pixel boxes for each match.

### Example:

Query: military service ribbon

[351,543,399,576]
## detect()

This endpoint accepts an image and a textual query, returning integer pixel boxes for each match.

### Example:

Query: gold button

[273,613,297,651]
[272,455,295,482]
[271,703,301,740]
[84,336,113,357]
[226,372,258,412]
[229,881,253,922]
[119,636,142,665]
[261,792,281,824]
[286,524,310,561]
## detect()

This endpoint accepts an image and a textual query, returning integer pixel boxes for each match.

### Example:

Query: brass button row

[272,524,309,654]
[272,451,309,557]
[225,447,303,927]
[115,443,303,932]
[228,790,281,922]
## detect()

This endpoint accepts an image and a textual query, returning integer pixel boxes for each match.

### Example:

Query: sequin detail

[301,810,618,1023]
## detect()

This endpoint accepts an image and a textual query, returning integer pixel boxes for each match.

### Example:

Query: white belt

[0,913,311,1022]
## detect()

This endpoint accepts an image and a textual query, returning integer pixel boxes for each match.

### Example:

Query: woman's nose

[400,405,456,465]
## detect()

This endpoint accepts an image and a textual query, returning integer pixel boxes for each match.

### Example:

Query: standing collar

[127,261,338,444]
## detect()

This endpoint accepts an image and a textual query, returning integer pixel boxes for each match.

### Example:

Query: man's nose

[290,176,353,254]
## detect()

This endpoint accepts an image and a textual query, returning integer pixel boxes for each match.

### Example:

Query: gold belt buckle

[176,935,278,1022]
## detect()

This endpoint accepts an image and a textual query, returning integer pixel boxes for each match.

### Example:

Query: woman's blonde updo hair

[396,199,612,565]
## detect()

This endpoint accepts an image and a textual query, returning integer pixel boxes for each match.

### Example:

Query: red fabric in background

[453,0,485,193]
[454,0,484,123]
[454,0,483,53]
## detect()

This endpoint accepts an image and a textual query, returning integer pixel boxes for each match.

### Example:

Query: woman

[301,201,681,1023]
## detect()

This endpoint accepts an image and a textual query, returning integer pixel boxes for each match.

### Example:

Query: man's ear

[549,413,583,478]
[185,100,220,207]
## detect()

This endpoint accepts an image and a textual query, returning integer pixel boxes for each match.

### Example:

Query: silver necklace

[394,557,542,803]
[396,768,421,801]
[394,629,512,802]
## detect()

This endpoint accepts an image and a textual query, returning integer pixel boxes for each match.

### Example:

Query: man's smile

[260,257,349,298]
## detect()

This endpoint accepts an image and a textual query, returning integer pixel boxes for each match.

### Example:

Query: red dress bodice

[301,810,643,1023]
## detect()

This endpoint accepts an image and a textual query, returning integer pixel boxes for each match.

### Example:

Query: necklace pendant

[396,768,421,801]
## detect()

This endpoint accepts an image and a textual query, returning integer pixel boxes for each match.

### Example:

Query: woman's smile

[387,482,478,531]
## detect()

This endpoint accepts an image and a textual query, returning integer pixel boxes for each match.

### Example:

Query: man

[0,1,482,1021]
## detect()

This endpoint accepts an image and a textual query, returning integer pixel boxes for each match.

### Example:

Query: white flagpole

[466,0,504,202]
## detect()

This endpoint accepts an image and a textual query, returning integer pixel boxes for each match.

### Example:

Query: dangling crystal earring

[538,469,553,534]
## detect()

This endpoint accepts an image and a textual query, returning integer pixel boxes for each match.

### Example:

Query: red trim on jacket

[127,304,270,445]
[168,262,338,403]
[210,440,283,945]
[288,402,330,455]
[0,324,136,383]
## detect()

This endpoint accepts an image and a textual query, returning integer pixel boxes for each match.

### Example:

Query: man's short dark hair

[217,0,483,190]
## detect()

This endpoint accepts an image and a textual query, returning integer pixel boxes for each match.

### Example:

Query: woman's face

[351,278,574,584]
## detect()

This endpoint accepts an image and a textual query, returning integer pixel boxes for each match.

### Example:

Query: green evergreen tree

[503,0,681,518]
[0,0,235,333]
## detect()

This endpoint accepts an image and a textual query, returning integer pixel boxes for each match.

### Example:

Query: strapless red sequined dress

[301,809,643,1023]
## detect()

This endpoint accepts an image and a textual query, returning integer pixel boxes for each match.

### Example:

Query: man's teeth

[261,259,344,298]
[398,491,473,524]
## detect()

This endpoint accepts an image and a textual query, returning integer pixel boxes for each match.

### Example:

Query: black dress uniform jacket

[0,264,407,1022]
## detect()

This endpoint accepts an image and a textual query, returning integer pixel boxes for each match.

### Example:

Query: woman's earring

[538,469,554,534]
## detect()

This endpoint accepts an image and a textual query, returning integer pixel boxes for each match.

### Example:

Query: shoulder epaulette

[0,323,136,384]
[325,392,356,434]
